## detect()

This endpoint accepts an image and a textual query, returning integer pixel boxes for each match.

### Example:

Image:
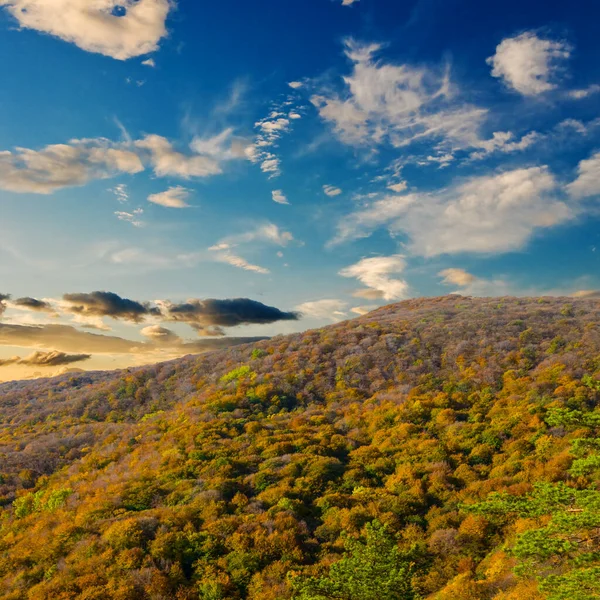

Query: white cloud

[487,32,570,96]
[312,40,486,151]
[214,252,269,274]
[342,0,359,5]
[272,190,289,205]
[323,184,342,196]
[258,117,290,135]
[135,135,222,178]
[115,208,144,227]
[110,183,129,203]
[470,130,540,160]
[207,222,294,274]
[566,151,600,199]
[246,95,304,179]
[339,255,409,300]
[569,84,600,99]
[352,288,384,300]
[142,58,156,68]
[558,119,589,135]
[288,81,303,89]
[148,186,191,208]
[351,305,376,315]
[260,156,281,176]
[0,129,247,195]
[107,246,209,270]
[333,167,571,256]
[439,268,477,287]
[0,139,143,194]
[211,223,294,249]
[387,181,407,193]
[332,193,418,246]
[0,0,172,60]
[295,299,348,321]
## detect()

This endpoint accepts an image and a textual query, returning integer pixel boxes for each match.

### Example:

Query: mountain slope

[0,295,599,599]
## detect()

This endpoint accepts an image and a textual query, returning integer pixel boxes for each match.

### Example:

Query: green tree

[467,407,600,600]
[291,521,415,600]
[469,483,600,600]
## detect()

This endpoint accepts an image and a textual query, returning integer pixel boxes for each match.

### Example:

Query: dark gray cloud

[18,350,91,367]
[14,297,55,313]
[0,293,293,375]
[5,291,299,332]
[162,298,300,330]
[63,291,160,323]
[0,350,91,367]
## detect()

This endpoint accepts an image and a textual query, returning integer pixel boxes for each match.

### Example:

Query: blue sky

[1,0,600,380]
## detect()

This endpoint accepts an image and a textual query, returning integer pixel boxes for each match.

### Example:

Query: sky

[1,0,600,381]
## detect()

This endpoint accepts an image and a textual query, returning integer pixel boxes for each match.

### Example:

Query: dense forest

[0,295,599,599]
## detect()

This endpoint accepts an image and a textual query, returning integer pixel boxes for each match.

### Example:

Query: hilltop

[0,295,599,599]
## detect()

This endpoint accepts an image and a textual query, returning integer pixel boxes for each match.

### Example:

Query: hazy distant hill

[0,295,599,599]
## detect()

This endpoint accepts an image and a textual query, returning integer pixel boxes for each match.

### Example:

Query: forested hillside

[0,295,599,600]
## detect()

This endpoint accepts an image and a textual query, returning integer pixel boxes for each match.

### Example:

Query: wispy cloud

[312,39,486,152]
[210,223,294,250]
[214,252,270,274]
[115,208,145,226]
[207,223,294,274]
[110,183,130,203]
